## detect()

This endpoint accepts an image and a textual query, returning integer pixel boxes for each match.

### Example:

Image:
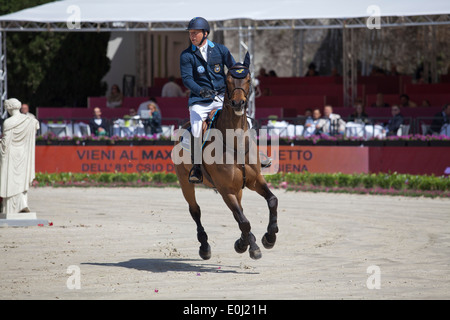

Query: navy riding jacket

[180,40,236,106]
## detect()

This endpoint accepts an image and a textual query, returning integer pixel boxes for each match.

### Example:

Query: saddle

[202,108,221,138]
[180,109,221,153]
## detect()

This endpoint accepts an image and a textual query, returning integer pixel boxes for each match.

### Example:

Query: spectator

[371,67,385,76]
[371,93,390,108]
[106,84,123,108]
[389,64,400,76]
[268,70,277,77]
[348,104,370,124]
[161,76,186,97]
[399,94,417,108]
[429,104,450,134]
[303,108,321,137]
[305,62,319,77]
[257,68,268,79]
[137,97,159,116]
[316,105,346,135]
[421,99,431,107]
[416,69,426,84]
[129,108,137,117]
[125,108,139,125]
[330,67,339,77]
[298,108,312,126]
[144,101,162,135]
[352,98,364,109]
[384,105,404,136]
[89,107,110,136]
[20,103,36,119]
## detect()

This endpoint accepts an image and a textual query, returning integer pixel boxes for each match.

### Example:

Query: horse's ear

[243,52,250,68]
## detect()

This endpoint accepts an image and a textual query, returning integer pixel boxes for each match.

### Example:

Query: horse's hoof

[249,248,262,260]
[199,244,211,260]
[234,239,248,254]
[262,233,276,249]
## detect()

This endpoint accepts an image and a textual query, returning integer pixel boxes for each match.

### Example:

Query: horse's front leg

[189,205,211,260]
[177,168,211,260]
[221,189,261,260]
[254,175,279,249]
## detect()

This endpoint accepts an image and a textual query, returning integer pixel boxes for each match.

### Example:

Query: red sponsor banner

[273,146,368,174]
[36,146,175,173]
[35,145,369,174]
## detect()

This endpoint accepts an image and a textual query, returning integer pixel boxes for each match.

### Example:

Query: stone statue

[0,98,39,214]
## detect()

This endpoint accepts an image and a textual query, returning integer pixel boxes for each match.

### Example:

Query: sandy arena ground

[0,187,449,300]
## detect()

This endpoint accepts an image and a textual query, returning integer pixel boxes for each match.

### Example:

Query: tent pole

[238,20,256,119]
[343,22,349,107]
[343,23,357,107]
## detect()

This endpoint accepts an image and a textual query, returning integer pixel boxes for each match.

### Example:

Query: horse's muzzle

[230,99,247,116]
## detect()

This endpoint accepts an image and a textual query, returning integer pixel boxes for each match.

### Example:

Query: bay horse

[173,53,278,260]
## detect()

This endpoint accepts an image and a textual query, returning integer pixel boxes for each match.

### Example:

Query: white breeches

[189,95,252,138]
[189,96,224,138]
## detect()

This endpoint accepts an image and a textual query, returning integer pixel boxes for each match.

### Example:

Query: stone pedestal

[0,212,37,220]
[0,212,49,227]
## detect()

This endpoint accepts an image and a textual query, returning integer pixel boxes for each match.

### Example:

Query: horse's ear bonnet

[229,52,251,79]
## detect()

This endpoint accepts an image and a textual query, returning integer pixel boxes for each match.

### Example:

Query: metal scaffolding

[0,12,449,117]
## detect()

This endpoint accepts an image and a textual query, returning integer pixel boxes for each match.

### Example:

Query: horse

[173,53,278,260]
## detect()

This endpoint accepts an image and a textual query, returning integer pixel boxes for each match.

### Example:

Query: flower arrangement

[385,134,450,141]
[36,133,172,145]
[35,132,450,146]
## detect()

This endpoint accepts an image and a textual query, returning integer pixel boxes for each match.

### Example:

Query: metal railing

[1,115,439,140]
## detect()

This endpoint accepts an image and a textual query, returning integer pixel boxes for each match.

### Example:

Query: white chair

[364,124,385,139]
[160,125,174,138]
[440,124,450,137]
[345,122,365,138]
[73,122,91,137]
[397,124,410,136]
[47,123,68,137]
[421,123,430,135]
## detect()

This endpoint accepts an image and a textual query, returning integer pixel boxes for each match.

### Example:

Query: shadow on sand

[82,258,258,274]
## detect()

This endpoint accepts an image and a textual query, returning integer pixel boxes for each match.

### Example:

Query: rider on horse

[180,17,236,183]
[180,17,270,184]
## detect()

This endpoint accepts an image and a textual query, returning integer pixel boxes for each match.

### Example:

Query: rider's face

[189,29,207,47]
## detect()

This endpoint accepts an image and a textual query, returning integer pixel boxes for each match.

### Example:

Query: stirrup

[188,166,203,184]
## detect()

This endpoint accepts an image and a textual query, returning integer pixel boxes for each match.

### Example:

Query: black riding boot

[188,135,203,184]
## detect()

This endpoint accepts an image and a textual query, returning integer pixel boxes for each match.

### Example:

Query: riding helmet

[186,17,210,34]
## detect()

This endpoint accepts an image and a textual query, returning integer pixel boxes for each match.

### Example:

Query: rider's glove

[199,88,215,99]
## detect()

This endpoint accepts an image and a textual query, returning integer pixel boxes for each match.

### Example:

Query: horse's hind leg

[255,175,279,249]
[221,189,261,260]
[178,173,211,260]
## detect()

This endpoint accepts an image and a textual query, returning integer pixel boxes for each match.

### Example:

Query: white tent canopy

[1,0,449,21]
[0,0,449,31]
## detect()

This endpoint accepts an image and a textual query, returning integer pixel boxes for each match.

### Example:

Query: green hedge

[34,171,450,198]
[264,172,450,197]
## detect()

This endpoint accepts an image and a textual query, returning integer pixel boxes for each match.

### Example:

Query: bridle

[225,65,252,111]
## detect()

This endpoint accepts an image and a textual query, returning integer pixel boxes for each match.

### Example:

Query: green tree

[1,0,111,111]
